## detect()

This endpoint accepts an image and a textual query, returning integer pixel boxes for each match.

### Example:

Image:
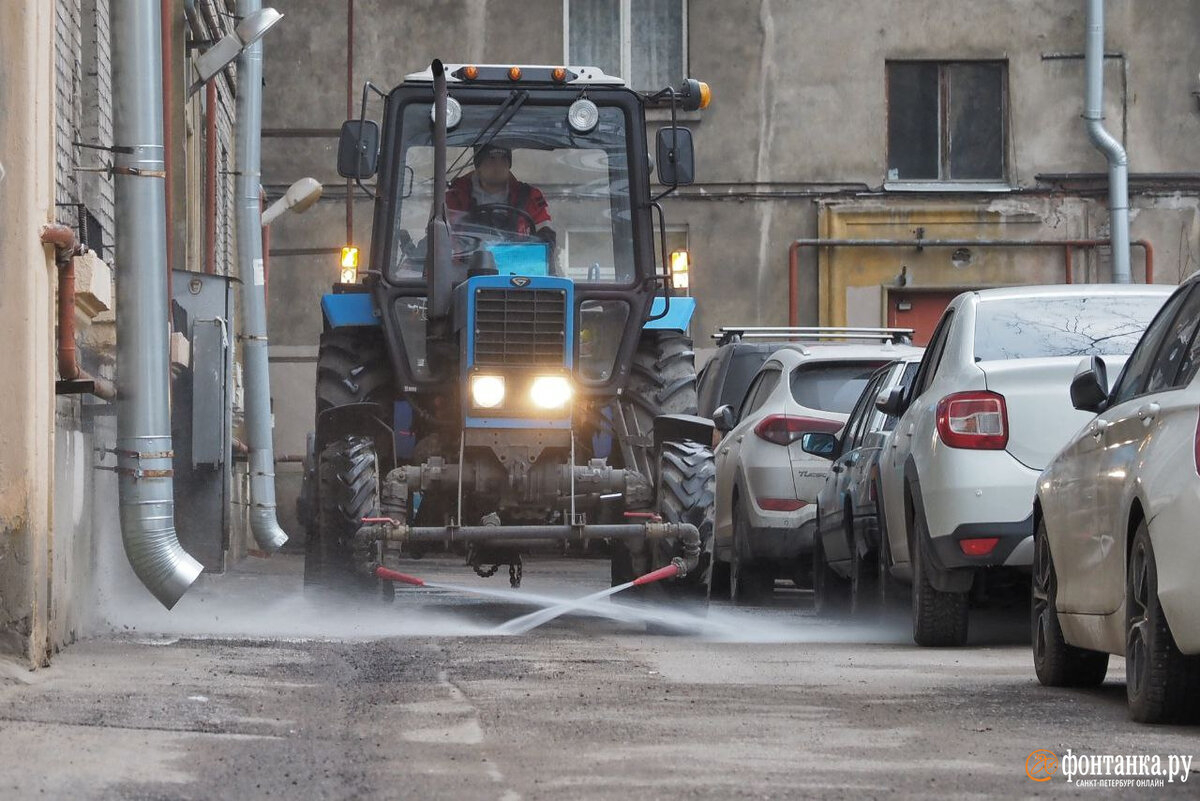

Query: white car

[1035,275,1200,723]
[878,285,1172,646]
[710,332,922,602]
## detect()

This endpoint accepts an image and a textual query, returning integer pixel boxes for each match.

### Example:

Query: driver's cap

[473,144,512,167]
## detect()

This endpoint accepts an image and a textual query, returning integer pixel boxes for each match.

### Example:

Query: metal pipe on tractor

[235,0,287,553]
[307,59,716,598]
[111,0,203,608]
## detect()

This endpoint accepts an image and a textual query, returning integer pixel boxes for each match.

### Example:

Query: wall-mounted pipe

[111,0,203,608]
[41,224,117,401]
[204,80,218,275]
[1084,0,1131,284]
[236,0,288,552]
[786,237,1155,326]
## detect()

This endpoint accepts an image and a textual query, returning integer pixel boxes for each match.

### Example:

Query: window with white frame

[565,0,686,91]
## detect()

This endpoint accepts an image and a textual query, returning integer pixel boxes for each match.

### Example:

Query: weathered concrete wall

[259,0,1200,503]
[0,2,57,665]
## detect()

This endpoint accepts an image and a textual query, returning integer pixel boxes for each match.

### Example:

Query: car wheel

[730,503,769,605]
[911,509,969,647]
[1126,520,1200,724]
[1031,519,1108,687]
[813,533,850,617]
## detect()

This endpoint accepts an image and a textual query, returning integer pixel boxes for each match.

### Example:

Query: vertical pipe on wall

[236,0,288,552]
[345,0,355,245]
[204,80,218,275]
[111,0,203,608]
[1084,0,1131,283]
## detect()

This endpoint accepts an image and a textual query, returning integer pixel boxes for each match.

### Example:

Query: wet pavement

[0,553,1195,799]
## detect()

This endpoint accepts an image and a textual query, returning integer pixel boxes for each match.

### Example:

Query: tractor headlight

[530,375,572,410]
[470,374,506,409]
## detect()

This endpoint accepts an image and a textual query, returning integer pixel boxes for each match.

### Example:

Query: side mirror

[656,127,695,186]
[801,432,839,459]
[1070,356,1109,413]
[712,404,736,433]
[875,386,906,417]
[337,119,379,179]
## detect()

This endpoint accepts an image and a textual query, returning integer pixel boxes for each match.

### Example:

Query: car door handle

[1137,402,1160,423]
[1090,419,1109,438]
[831,463,844,474]
[736,435,744,443]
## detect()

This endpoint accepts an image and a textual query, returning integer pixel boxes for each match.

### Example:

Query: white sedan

[1035,276,1200,724]
[878,284,1172,647]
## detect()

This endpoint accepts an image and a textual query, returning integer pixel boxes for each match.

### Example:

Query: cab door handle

[1137,402,1160,423]
[1090,419,1109,438]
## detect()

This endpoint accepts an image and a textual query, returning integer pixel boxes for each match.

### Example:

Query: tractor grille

[474,288,567,367]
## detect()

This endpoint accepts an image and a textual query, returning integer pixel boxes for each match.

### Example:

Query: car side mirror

[712,404,736,433]
[875,386,906,416]
[1070,356,1109,413]
[337,119,379,179]
[656,127,695,186]
[801,432,838,459]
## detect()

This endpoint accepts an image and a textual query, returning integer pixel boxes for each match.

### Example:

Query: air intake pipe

[1084,0,1132,283]
[111,0,202,607]
[235,0,288,552]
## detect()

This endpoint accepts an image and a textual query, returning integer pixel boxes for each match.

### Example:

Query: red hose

[374,566,425,587]
[631,563,680,587]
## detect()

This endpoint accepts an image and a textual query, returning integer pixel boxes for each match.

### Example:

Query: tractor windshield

[387,101,636,287]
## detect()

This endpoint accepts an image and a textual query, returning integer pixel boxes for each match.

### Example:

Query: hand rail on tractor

[714,326,914,346]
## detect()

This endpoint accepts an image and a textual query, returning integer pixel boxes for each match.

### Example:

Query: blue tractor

[301,60,715,599]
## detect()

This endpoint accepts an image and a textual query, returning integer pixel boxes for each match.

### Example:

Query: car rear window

[789,361,888,414]
[720,350,772,409]
[973,294,1168,361]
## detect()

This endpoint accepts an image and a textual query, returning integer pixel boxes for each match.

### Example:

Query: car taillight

[757,498,808,512]
[753,415,842,446]
[959,537,1000,556]
[936,391,1008,450]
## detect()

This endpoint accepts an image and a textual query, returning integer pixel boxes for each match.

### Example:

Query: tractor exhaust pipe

[111,0,202,607]
[235,0,287,552]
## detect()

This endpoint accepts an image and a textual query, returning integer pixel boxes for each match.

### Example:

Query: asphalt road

[0,553,1195,800]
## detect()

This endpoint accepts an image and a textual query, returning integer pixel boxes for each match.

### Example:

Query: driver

[445,144,556,252]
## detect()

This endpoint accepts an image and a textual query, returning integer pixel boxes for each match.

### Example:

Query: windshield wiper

[446,89,529,183]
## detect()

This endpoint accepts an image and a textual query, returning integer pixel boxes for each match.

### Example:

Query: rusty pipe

[787,237,1157,326]
[41,224,117,400]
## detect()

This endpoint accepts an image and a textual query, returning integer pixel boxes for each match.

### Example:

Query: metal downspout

[236,0,288,552]
[1084,0,1131,283]
[111,0,203,608]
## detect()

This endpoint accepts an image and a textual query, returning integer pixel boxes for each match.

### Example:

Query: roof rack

[714,326,915,346]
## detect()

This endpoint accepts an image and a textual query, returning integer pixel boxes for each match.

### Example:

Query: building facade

[0,0,244,666]
[259,0,1200,531]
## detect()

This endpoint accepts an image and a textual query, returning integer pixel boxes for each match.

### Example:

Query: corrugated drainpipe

[236,0,289,552]
[41,224,117,401]
[111,0,203,608]
[1085,0,1131,283]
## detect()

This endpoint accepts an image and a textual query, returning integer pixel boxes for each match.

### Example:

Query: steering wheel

[471,203,538,235]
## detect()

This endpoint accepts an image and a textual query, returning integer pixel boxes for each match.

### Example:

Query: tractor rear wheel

[315,328,394,417]
[611,330,711,604]
[304,435,380,597]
